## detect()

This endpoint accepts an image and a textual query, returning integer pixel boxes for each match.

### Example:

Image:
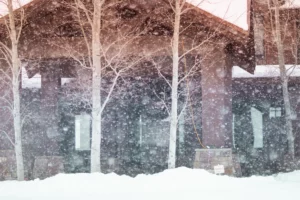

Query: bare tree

[271,0,294,158]
[0,0,25,180]
[63,0,148,172]
[167,0,182,169]
[89,0,103,173]
[167,0,211,169]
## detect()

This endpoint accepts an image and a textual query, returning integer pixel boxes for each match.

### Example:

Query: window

[54,23,83,37]
[269,107,282,118]
[254,15,264,57]
[119,7,138,19]
[251,107,263,148]
[232,114,236,148]
[75,114,91,151]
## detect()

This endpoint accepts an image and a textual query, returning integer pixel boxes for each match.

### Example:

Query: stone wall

[193,149,241,176]
[0,150,16,180]
[33,156,64,180]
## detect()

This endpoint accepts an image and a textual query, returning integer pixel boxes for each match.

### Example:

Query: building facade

[5,0,299,180]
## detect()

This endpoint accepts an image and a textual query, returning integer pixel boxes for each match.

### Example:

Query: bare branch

[0,130,15,147]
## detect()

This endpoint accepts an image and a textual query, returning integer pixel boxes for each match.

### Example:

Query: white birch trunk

[91,0,103,173]
[8,0,25,181]
[168,0,181,169]
[273,0,295,158]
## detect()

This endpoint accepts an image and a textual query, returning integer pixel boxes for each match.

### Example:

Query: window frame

[75,113,91,151]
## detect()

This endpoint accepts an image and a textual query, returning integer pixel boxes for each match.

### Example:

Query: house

[0,0,258,180]
[232,65,300,175]
[228,0,300,176]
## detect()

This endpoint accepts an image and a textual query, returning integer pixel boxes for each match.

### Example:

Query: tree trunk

[168,0,181,169]
[91,0,103,173]
[273,0,294,158]
[12,74,24,181]
[8,0,25,181]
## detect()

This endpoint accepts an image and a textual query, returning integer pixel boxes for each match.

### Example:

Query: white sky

[281,0,300,8]
[0,0,32,15]
[188,0,248,30]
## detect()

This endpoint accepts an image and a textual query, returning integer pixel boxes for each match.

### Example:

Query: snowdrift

[0,167,299,200]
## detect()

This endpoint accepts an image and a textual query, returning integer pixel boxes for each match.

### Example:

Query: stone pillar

[195,50,239,176]
[193,149,240,176]
[201,50,233,148]
[34,64,64,179]
[41,65,61,155]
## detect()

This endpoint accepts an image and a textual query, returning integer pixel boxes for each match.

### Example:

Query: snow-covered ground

[0,168,299,200]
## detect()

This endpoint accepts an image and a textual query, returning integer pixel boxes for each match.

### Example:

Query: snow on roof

[233,65,300,78]
[22,67,41,89]
[22,67,74,89]
[188,0,249,30]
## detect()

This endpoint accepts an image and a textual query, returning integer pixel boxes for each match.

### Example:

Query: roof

[0,0,250,44]
[1,0,249,30]
[1,0,252,74]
